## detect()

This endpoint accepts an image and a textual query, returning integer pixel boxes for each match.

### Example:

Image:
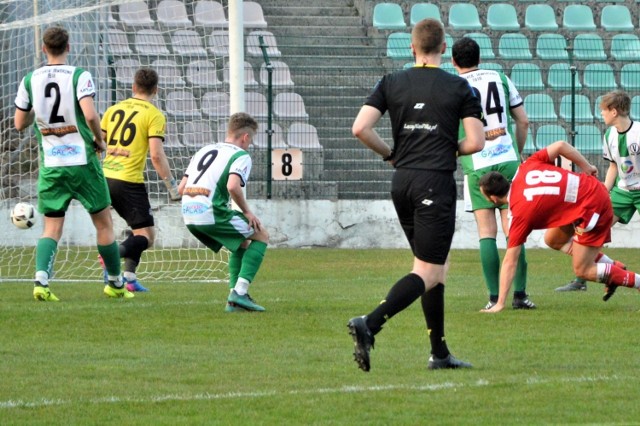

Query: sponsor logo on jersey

[47,144,81,157]
[79,79,95,95]
[403,122,438,132]
[182,202,209,215]
[41,125,78,137]
[481,142,511,159]
[183,187,211,197]
[629,143,640,155]
[413,103,425,109]
[621,160,634,174]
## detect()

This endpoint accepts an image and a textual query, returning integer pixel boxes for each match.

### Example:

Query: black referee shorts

[107,178,155,230]
[391,168,456,265]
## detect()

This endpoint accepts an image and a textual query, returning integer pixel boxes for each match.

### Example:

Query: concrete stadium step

[267,25,366,37]
[259,0,353,7]
[264,6,355,17]
[265,15,362,28]
[324,148,378,161]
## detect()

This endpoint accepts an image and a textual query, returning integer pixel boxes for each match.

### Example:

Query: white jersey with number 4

[14,65,97,168]
[459,69,523,172]
[181,142,252,225]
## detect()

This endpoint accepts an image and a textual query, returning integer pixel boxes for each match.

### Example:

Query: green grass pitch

[1,248,640,424]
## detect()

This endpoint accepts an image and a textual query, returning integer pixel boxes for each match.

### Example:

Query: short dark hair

[42,26,69,56]
[228,112,258,138]
[478,171,510,198]
[134,67,158,94]
[452,37,480,69]
[411,18,444,56]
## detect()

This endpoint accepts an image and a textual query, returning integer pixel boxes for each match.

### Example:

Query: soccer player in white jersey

[178,112,269,312]
[452,37,535,310]
[558,90,639,299]
[14,26,131,301]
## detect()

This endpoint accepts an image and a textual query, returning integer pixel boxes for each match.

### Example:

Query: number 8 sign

[272,148,303,180]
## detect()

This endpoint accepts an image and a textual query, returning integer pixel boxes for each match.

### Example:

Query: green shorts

[610,186,640,224]
[186,212,254,253]
[464,161,520,212]
[38,158,111,215]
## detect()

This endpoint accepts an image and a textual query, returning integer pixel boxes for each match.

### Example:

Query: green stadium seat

[574,125,603,153]
[464,33,495,59]
[448,4,482,30]
[593,95,604,122]
[443,33,454,59]
[479,62,503,72]
[498,33,532,60]
[536,34,569,60]
[523,128,536,154]
[525,5,558,31]
[563,5,596,31]
[441,62,458,75]
[631,96,640,121]
[535,124,567,148]
[583,63,617,91]
[373,3,407,30]
[487,4,520,31]
[610,34,640,61]
[524,94,558,122]
[510,63,545,91]
[559,95,594,123]
[410,3,441,26]
[572,34,606,61]
[548,63,582,91]
[386,32,412,59]
[601,5,634,31]
[620,64,640,91]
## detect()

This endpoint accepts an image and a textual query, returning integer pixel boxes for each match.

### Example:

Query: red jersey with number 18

[507,148,612,248]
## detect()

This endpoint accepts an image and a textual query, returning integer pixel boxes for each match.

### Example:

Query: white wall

[3,200,640,249]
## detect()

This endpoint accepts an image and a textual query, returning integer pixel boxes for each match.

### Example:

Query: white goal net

[0,0,237,282]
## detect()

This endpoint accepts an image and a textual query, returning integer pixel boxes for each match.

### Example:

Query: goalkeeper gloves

[163,176,181,201]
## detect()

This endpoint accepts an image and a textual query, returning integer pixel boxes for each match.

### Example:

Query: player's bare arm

[604,162,618,191]
[352,105,393,160]
[458,117,485,155]
[79,96,106,152]
[227,174,261,230]
[14,108,34,131]
[546,141,597,176]
[481,245,521,313]
[510,105,529,155]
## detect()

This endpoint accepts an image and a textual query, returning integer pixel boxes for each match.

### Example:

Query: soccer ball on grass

[11,202,36,229]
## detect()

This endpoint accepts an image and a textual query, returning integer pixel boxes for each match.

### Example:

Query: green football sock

[229,247,246,289]
[513,243,528,293]
[479,238,500,297]
[36,237,58,279]
[238,241,267,283]
[98,242,121,277]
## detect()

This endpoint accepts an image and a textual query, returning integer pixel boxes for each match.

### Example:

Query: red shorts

[573,184,613,247]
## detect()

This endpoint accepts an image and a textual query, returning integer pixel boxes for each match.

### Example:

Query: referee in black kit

[348,18,485,372]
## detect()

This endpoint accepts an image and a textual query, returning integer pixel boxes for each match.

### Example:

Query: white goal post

[0,0,258,282]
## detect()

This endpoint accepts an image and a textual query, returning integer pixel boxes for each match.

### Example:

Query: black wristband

[382,150,394,161]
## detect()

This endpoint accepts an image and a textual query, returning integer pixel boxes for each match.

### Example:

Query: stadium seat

[274,92,309,120]
[583,63,617,91]
[487,4,520,31]
[574,125,602,153]
[443,33,453,59]
[114,58,141,86]
[118,1,154,30]
[201,91,230,118]
[134,29,170,56]
[163,121,183,148]
[151,59,186,88]
[260,61,294,88]
[479,62,503,72]
[185,60,221,89]
[194,1,228,30]
[525,5,558,31]
[386,32,412,59]
[171,30,208,57]
[535,124,567,148]
[510,63,545,91]
[524,94,558,122]
[620,64,640,91]
[631,96,640,121]
[208,30,229,57]
[106,29,132,56]
[253,123,287,149]
[448,4,482,31]
[572,34,606,61]
[372,3,406,30]
[559,95,594,123]
[610,34,640,61]
[498,33,532,60]
[440,62,457,75]
[536,34,569,60]
[243,2,268,29]
[183,120,215,147]
[593,95,604,122]
[563,5,596,31]
[245,91,269,119]
[547,63,582,91]
[601,5,634,32]
[156,0,192,30]
[410,3,441,26]
[104,7,118,28]
[464,33,495,59]
[522,128,536,154]
[246,30,281,57]
[164,90,202,120]
[222,61,259,89]
[287,122,323,150]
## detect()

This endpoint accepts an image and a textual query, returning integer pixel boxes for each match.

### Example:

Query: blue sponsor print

[621,160,634,174]
[480,143,510,159]
[48,145,81,157]
[182,202,208,215]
